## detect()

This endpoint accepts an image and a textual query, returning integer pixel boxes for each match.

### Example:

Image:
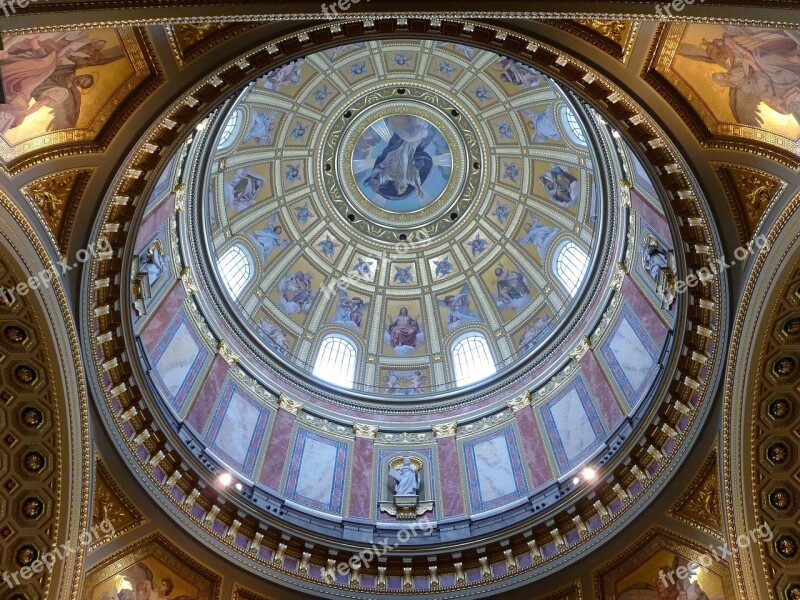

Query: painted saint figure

[387,307,421,349]
[540,166,580,207]
[362,115,437,202]
[495,265,530,307]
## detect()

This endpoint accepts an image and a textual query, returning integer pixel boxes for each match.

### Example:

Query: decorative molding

[432,422,458,438]
[353,423,379,438]
[668,447,724,538]
[90,457,146,549]
[278,393,303,415]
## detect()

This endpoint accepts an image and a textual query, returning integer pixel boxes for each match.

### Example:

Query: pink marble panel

[622,277,669,346]
[139,281,187,351]
[436,435,465,517]
[258,408,296,491]
[135,192,176,254]
[347,436,374,518]
[631,188,670,243]
[514,406,553,488]
[581,352,625,426]
[186,354,230,434]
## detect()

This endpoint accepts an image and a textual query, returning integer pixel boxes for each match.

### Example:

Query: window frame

[450,331,497,387]
[218,243,254,299]
[312,334,358,389]
[559,105,587,147]
[553,239,589,298]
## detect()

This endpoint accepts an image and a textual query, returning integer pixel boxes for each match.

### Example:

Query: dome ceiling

[202,39,603,397]
[81,18,728,599]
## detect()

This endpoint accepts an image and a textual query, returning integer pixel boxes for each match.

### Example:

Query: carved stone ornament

[432,422,458,438]
[378,456,434,520]
[217,339,239,365]
[278,394,303,415]
[353,423,379,438]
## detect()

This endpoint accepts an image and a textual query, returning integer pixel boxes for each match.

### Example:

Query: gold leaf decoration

[21,169,92,252]
[714,163,786,242]
[669,448,723,536]
[90,458,145,548]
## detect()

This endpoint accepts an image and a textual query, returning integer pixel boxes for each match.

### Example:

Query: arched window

[452,333,496,387]
[216,109,243,151]
[554,240,589,297]
[560,105,587,147]
[219,244,252,298]
[313,335,357,389]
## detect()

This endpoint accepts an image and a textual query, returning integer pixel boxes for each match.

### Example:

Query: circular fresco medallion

[352,114,452,212]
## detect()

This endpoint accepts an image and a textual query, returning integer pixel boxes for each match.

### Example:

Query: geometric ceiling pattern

[0,4,799,600]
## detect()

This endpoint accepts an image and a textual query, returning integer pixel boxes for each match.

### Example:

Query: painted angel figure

[260,58,304,91]
[521,107,561,143]
[677,26,800,127]
[497,56,542,88]
[332,289,369,329]
[517,211,560,258]
[389,458,420,496]
[243,111,279,145]
[251,214,287,262]
[519,315,553,354]
[439,286,481,330]
[100,561,196,600]
[259,318,291,355]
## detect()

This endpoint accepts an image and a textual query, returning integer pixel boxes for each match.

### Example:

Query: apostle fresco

[494,265,531,308]
[540,166,580,207]
[100,561,196,600]
[677,26,800,128]
[0,31,126,134]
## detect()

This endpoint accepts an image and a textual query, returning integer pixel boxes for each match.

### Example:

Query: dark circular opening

[451,109,459,117]
[473,161,480,170]
[398,233,407,241]
[397,88,406,94]
[344,110,353,118]
[325,163,332,172]
[450,212,459,221]
[347,213,356,222]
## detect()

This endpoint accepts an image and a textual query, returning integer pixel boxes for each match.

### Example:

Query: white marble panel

[156,323,200,397]
[215,392,259,464]
[609,317,653,392]
[473,435,516,503]
[549,388,595,461]
[296,437,337,505]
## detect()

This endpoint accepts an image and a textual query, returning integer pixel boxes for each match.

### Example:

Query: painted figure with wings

[100,562,196,600]
[438,286,481,330]
[677,26,800,127]
[251,214,288,262]
[616,555,725,600]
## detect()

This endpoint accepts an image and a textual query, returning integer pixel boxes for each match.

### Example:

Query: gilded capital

[432,422,457,438]
[507,392,532,413]
[569,335,592,362]
[279,394,303,415]
[217,339,239,365]
[353,423,379,438]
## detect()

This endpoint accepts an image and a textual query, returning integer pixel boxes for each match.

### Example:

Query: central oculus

[352,114,452,213]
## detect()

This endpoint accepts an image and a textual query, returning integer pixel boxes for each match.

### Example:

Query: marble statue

[389,457,420,496]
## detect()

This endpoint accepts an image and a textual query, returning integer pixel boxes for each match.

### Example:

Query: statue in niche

[380,456,433,519]
[139,240,167,286]
[389,457,420,496]
[642,234,677,310]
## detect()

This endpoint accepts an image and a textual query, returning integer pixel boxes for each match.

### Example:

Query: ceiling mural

[0,6,797,600]
[204,38,602,396]
[82,534,220,600]
[0,28,157,167]
[649,24,800,162]
[593,528,736,600]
